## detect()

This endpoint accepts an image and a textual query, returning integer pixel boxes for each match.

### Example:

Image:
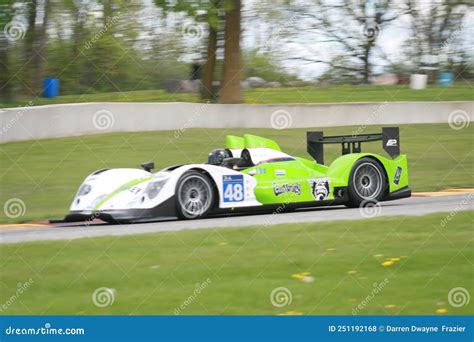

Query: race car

[65,127,410,223]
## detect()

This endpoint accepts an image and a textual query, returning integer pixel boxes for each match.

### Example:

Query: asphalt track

[1,193,473,244]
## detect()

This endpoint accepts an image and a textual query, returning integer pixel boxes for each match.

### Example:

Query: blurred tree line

[0,0,189,100]
[0,0,295,103]
[0,0,472,104]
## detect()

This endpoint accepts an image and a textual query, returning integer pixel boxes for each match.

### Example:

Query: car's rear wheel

[347,158,387,207]
[176,171,214,219]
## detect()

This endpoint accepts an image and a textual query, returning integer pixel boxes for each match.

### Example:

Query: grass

[0,211,472,315]
[1,84,473,108]
[0,123,473,223]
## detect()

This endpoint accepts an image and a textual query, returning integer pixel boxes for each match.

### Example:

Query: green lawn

[0,123,473,223]
[0,211,472,315]
[1,84,472,108]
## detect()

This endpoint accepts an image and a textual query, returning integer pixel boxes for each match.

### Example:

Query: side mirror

[141,162,155,172]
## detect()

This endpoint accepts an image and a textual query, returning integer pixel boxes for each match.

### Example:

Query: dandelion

[291,272,314,283]
[384,304,396,309]
[279,310,304,315]
[291,273,305,280]
[436,308,447,314]
[382,260,394,267]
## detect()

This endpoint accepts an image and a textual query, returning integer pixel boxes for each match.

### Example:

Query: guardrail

[0,101,472,143]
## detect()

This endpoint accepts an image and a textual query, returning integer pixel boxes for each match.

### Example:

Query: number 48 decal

[223,175,245,202]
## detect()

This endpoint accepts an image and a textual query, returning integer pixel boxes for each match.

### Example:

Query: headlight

[145,179,167,199]
[77,184,92,197]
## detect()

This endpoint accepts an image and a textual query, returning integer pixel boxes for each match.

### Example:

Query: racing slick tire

[346,158,387,208]
[175,170,215,219]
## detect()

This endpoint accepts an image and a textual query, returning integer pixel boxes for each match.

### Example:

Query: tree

[155,0,225,100]
[284,0,408,83]
[200,1,221,100]
[0,1,15,101]
[219,0,243,103]
[32,0,51,94]
[405,0,469,71]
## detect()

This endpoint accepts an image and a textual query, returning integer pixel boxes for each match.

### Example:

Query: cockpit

[207,147,294,170]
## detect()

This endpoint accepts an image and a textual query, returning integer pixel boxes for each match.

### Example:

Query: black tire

[175,171,215,219]
[346,158,387,207]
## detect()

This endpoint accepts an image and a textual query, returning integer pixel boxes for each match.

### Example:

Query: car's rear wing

[307,127,400,165]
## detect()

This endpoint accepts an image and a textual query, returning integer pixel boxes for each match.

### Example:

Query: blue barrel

[438,72,454,87]
[43,78,59,98]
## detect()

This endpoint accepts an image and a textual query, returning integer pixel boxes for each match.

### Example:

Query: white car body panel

[70,163,261,214]
[247,148,294,165]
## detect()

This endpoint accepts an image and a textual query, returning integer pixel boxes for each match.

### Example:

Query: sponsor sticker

[273,183,301,196]
[393,166,402,185]
[275,169,286,177]
[223,175,244,202]
[310,178,330,200]
[386,139,398,147]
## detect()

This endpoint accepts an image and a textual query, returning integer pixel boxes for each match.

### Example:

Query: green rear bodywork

[228,135,409,205]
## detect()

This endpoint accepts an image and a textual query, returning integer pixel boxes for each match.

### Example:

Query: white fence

[1,101,472,143]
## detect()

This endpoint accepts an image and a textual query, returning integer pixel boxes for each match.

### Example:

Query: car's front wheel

[175,171,215,219]
[347,158,387,207]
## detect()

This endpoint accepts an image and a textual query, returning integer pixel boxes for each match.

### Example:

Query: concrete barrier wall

[1,101,472,143]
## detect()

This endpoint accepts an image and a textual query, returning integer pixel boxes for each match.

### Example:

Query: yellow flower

[384,304,396,309]
[389,257,401,262]
[436,308,447,314]
[282,311,304,316]
[291,272,314,283]
[291,273,305,280]
[347,270,357,275]
[382,260,394,267]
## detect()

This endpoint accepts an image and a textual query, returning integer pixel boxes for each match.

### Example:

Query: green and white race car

[66,127,410,223]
